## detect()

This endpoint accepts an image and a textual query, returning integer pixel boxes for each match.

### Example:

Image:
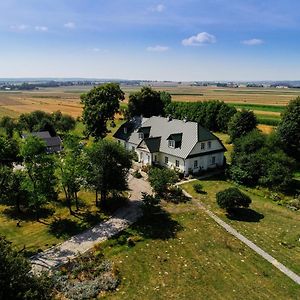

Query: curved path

[31,175,151,275]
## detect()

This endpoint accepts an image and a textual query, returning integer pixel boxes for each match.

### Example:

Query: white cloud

[35,26,48,32]
[182,32,216,46]
[151,4,165,13]
[10,24,28,31]
[242,38,264,46]
[64,22,76,29]
[91,48,109,53]
[146,45,169,52]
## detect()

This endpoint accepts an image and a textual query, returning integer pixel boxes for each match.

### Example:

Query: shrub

[216,188,251,212]
[167,186,191,203]
[141,192,160,213]
[193,183,203,193]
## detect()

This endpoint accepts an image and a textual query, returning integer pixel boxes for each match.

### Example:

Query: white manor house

[114,116,226,175]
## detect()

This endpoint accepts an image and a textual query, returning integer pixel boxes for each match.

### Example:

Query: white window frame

[201,142,205,150]
[138,132,144,139]
[168,140,175,148]
[208,141,212,149]
[194,160,198,169]
[165,156,169,164]
[176,160,179,167]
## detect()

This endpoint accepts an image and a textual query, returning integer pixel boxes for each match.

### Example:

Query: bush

[141,192,161,214]
[167,186,190,203]
[216,188,251,212]
[148,167,178,198]
[193,183,203,193]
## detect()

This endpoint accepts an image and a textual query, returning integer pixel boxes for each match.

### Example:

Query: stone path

[181,189,300,286]
[31,175,151,274]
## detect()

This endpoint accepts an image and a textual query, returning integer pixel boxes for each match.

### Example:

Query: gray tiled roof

[117,116,221,159]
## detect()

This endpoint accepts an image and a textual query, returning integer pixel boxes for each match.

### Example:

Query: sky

[0,0,300,81]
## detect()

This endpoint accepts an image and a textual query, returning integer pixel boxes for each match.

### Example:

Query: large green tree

[58,134,83,213]
[228,109,257,141]
[128,87,167,118]
[21,136,57,220]
[0,116,16,138]
[81,83,124,139]
[277,97,300,160]
[0,136,19,166]
[83,140,132,207]
[0,236,51,300]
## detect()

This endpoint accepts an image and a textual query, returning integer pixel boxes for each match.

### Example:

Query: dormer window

[168,140,175,148]
[124,127,127,134]
[201,142,205,150]
[208,141,211,149]
[138,132,144,139]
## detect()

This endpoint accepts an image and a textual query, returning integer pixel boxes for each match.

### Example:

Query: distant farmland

[0,85,298,126]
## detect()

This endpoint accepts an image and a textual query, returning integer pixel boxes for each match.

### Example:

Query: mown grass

[99,205,299,299]
[181,177,300,275]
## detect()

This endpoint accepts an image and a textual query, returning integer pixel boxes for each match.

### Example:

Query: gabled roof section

[23,131,51,139]
[117,116,226,159]
[137,137,161,153]
[113,116,148,141]
[137,126,151,134]
[167,133,183,142]
[197,124,218,142]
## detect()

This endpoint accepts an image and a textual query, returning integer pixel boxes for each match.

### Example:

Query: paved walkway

[31,175,151,274]
[181,189,300,285]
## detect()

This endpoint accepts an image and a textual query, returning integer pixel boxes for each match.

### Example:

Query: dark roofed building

[22,131,62,154]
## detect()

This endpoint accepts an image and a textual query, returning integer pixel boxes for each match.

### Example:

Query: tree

[277,97,300,160]
[0,167,27,213]
[83,140,132,207]
[81,83,124,139]
[52,111,76,132]
[148,167,178,198]
[0,136,19,166]
[216,188,251,212]
[230,130,295,191]
[228,109,257,141]
[58,134,83,213]
[0,236,51,300]
[21,136,57,220]
[18,110,54,133]
[128,87,165,118]
[0,116,16,138]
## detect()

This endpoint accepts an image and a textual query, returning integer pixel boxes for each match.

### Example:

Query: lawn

[181,177,300,275]
[0,190,109,256]
[98,204,299,299]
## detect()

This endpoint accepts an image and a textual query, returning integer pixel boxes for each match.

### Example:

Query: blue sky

[0,0,300,81]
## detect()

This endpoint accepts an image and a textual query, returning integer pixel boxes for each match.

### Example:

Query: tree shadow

[132,207,182,240]
[226,208,264,223]
[49,218,87,238]
[81,211,107,226]
[3,206,55,221]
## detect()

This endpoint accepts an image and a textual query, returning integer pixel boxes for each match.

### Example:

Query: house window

[154,155,157,162]
[208,141,212,149]
[124,127,127,134]
[176,160,179,167]
[165,156,169,164]
[201,142,205,150]
[138,132,144,139]
[168,140,175,148]
[194,160,198,169]
[212,156,216,164]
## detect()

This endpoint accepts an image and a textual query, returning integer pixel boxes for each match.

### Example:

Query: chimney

[183,117,188,123]
[167,115,172,122]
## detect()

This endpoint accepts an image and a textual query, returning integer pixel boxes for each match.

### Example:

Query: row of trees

[228,98,300,191]
[0,134,133,220]
[0,110,76,138]
[164,100,237,132]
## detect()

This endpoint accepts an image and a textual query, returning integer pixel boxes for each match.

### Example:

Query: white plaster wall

[157,152,185,173]
[189,140,224,156]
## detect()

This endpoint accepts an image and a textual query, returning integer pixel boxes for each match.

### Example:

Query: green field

[181,177,300,275]
[98,203,299,299]
[229,103,285,113]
